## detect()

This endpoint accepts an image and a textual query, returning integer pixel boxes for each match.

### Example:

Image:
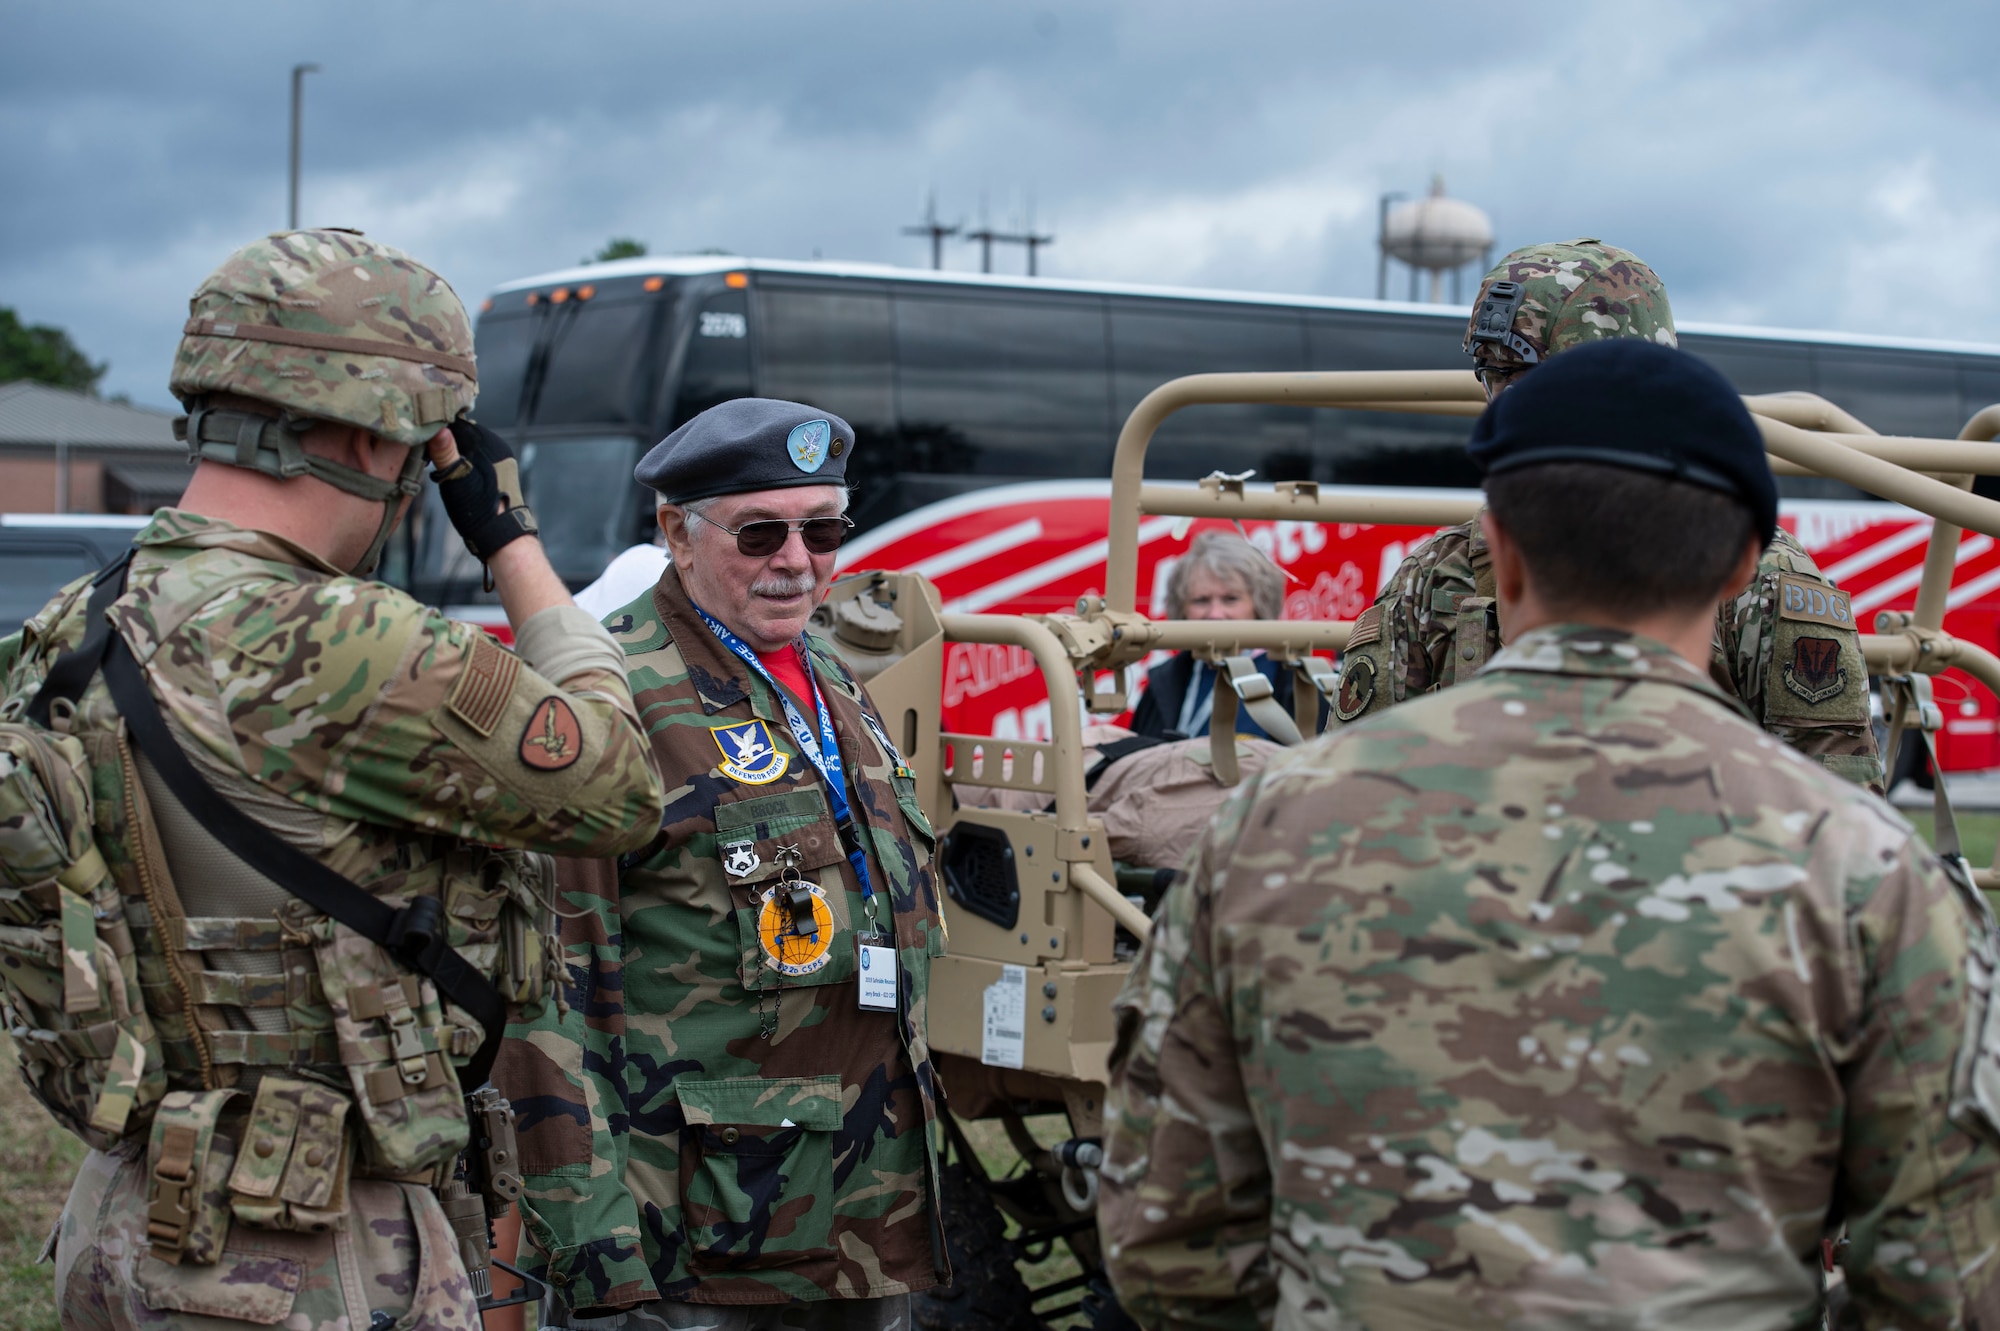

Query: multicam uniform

[1101,624,2000,1329]
[13,510,662,1330]
[1335,521,1884,789]
[508,567,949,1319]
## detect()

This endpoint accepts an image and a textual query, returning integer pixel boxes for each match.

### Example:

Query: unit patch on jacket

[712,719,790,785]
[1334,656,1376,721]
[520,697,582,771]
[756,880,835,976]
[1783,636,1847,705]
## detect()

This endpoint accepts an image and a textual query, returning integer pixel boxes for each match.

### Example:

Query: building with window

[0,380,186,514]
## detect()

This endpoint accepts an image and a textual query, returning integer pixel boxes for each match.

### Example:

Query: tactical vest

[0,555,556,1265]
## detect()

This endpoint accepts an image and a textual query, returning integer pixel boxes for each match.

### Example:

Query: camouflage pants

[541,1294,911,1331]
[54,1146,482,1330]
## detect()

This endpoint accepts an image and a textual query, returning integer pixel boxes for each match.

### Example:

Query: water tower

[1378,176,1494,304]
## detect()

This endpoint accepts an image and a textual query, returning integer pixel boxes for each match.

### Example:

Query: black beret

[636,398,855,503]
[1466,339,1776,544]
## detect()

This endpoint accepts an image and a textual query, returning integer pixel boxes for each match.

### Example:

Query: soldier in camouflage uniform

[3,230,665,1330]
[1335,239,1884,792]
[505,399,949,1329]
[1100,340,2000,1329]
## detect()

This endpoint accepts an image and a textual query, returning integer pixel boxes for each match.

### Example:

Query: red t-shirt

[758,644,815,711]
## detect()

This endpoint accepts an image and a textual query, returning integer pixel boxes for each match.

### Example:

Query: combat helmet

[1463,238,1675,390]
[169,228,478,574]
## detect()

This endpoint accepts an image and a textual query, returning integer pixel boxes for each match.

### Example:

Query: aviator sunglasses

[695,512,855,557]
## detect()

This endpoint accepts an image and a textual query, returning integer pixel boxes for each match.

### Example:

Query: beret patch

[787,419,833,474]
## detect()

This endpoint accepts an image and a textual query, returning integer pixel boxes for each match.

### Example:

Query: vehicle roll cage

[937,369,2000,912]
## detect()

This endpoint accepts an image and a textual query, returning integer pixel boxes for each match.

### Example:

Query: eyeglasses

[694,512,854,557]
[1473,361,1529,393]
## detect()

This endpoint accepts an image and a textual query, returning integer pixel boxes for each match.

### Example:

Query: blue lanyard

[692,602,877,905]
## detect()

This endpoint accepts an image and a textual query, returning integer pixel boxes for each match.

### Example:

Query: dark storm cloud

[3,0,1997,407]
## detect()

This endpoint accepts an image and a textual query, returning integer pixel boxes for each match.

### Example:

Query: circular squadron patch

[756,881,835,977]
[1334,657,1376,721]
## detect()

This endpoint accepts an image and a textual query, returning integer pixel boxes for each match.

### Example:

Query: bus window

[517,435,649,586]
[756,286,895,435]
[1813,346,1962,441]
[533,297,664,426]
[470,310,536,429]
[1307,311,1474,487]
[676,289,754,425]
[894,290,1113,481]
[1110,303,1309,483]
[1681,336,1813,397]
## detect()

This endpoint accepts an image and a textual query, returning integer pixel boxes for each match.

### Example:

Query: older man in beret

[505,399,950,1328]
[1101,341,2000,1329]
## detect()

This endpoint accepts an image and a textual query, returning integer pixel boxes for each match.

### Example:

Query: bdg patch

[787,419,833,474]
[1347,603,1383,649]
[519,696,583,771]
[447,632,520,738]
[1334,656,1375,721]
[1783,635,1847,705]
[712,719,790,785]
[1776,574,1855,629]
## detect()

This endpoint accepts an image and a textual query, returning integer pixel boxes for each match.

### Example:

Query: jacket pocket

[711,787,843,889]
[676,1074,841,1274]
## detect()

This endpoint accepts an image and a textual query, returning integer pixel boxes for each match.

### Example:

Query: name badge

[856,932,897,1011]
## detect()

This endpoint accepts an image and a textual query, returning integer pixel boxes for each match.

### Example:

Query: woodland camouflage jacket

[1333,521,1885,792]
[1102,624,2000,1331]
[500,567,948,1310]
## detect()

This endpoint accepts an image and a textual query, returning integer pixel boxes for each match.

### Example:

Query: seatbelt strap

[1293,657,1338,738]
[31,555,507,1087]
[1220,655,1303,747]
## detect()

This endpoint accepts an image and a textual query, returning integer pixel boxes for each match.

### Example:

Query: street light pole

[289,63,320,230]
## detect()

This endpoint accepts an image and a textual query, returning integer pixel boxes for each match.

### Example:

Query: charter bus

[423,257,2000,768]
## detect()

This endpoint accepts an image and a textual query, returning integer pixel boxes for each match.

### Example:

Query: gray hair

[1165,531,1284,620]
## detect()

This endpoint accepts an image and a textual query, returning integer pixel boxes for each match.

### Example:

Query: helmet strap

[177,397,427,576]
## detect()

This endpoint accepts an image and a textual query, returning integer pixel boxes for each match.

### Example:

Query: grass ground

[959,1114,1089,1328]
[8,811,1999,1327]
[0,1034,86,1331]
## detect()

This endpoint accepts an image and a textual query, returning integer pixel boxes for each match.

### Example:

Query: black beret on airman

[635,397,856,503]
[1466,339,1777,544]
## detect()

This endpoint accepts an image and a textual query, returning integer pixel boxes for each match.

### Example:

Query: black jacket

[1129,651,1324,741]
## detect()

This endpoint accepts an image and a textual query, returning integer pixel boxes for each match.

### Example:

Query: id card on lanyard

[693,603,886,937]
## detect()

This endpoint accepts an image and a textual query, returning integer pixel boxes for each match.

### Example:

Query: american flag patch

[448,632,521,737]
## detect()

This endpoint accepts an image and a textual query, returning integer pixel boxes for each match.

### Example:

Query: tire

[914,1159,1040,1331]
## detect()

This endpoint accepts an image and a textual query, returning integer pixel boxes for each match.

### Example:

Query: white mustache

[752,574,817,598]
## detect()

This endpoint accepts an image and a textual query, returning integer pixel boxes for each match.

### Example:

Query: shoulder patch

[519,696,583,771]
[1347,604,1383,649]
[1775,574,1855,630]
[1783,636,1848,705]
[448,632,521,738]
[1334,656,1376,721]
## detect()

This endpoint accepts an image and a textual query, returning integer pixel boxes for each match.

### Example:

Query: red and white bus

[448,258,2000,769]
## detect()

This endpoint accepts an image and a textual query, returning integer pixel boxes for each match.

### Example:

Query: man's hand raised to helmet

[429,419,572,628]
[430,417,539,561]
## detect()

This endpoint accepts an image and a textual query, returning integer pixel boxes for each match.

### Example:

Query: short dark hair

[1484,463,1760,617]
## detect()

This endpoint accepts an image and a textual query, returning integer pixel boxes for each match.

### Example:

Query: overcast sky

[5,0,1997,408]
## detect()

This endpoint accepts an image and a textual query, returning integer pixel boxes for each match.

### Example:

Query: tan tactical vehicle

[812,371,2000,1330]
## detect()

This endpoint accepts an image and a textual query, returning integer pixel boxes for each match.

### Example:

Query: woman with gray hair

[1130,530,1317,740]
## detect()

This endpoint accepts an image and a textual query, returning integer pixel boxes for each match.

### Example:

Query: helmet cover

[1463,238,1676,370]
[169,228,476,447]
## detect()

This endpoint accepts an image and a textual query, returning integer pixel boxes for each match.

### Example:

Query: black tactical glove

[432,417,539,561]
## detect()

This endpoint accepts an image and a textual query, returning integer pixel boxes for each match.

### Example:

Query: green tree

[0,307,106,393]
[583,237,648,264]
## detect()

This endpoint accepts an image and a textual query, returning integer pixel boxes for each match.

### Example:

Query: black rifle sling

[35,555,506,1087]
